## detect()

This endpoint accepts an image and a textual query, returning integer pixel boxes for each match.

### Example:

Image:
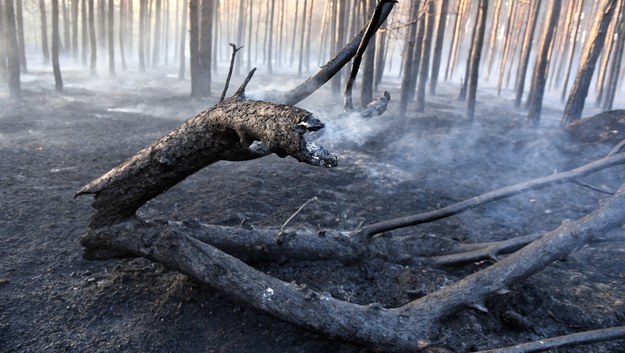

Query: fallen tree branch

[357,151,625,237]
[80,183,625,352]
[474,325,625,353]
[219,43,244,103]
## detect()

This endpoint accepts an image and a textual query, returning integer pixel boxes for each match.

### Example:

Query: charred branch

[220,43,243,103]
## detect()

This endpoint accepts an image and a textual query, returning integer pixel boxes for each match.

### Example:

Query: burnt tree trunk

[139,0,147,72]
[603,0,625,111]
[466,0,488,121]
[89,0,96,75]
[81,0,88,66]
[178,0,187,80]
[415,0,435,112]
[398,0,419,115]
[526,0,561,126]
[197,0,212,96]
[15,0,26,73]
[561,0,585,102]
[39,0,50,64]
[514,0,541,107]
[107,0,114,76]
[429,0,448,95]
[360,0,376,107]
[562,0,618,126]
[189,0,199,95]
[152,0,162,66]
[52,0,63,92]
[0,1,6,80]
[4,0,20,99]
[72,0,79,59]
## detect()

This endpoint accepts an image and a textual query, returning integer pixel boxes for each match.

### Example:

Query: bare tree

[52,0,63,92]
[72,0,79,59]
[107,0,114,77]
[178,0,187,80]
[189,0,200,95]
[81,0,88,65]
[561,0,585,102]
[15,0,26,73]
[562,0,618,126]
[526,0,561,126]
[429,0,449,95]
[152,0,162,66]
[118,0,127,70]
[514,0,541,108]
[0,1,6,80]
[416,0,436,112]
[398,0,420,115]
[39,0,50,64]
[484,0,502,81]
[466,0,488,121]
[88,0,97,75]
[196,0,212,96]
[139,0,147,72]
[4,0,20,99]
[602,0,625,111]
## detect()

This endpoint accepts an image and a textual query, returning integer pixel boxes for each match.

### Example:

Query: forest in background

[1,0,625,126]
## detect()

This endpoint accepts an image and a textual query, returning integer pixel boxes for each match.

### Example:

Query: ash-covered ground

[1,68,625,353]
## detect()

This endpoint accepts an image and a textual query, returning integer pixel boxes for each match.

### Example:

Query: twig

[234,68,257,97]
[607,138,625,157]
[276,197,318,243]
[571,179,615,195]
[220,43,244,102]
[474,326,625,353]
[344,0,396,111]
[357,151,625,237]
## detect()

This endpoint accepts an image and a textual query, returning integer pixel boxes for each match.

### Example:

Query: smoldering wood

[76,91,337,228]
[79,179,625,352]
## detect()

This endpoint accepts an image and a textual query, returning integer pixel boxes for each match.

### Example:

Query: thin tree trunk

[4,0,21,99]
[89,0,97,75]
[119,0,127,70]
[445,0,467,81]
[152,0,161,66]
[561,0,585,102]
[297,0,307,76]
[139,0,147,72]
[164,0,169,65]
[267,0,275,74]
[290,0,299,67]
[98,0,106,49]
[595,0,621,106]
[0,2,6,80]
[602,0,625,111]
[189,0,199,95]
[15,0,26,73]
[107,0,114,76]
[373,22,387,91]
[399,0,420,115]
[485,0,502,81]
[52,0,63,91]
[497,0,518,96]
[360,0,377,107]
[127,0,132,55]
[198,0,212,96]
[81,0,88,65]
[429,0,449,95]
[504,2,527,89]
[62,0,70,54]
[562,0,618,126]
[304,0,313,72]
[416,0,435,112]
[527,0,561,126]
[467,0,488,121]
[72,0,79,59]
[553,0,579,89]
[39,0,50,64]
[178,0,187,80]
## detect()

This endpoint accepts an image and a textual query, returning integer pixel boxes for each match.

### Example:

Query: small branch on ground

[474,325,625,353]
[276,196,318,243]
[220,43,244,102]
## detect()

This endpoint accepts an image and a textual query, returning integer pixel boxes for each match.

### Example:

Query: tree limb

[474,326,625,353]
[356,151,625,237]
[219,43,244,103]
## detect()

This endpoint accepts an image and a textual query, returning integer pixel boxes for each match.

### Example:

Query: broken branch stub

[76,96,336,228]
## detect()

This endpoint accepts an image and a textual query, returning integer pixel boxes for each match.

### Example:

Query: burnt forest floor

[1,66,625,353]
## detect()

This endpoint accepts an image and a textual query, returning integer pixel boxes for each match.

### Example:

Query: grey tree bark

[178,0,187,80]
[52,0,63,92]
[416,0,435,112]
[107,0,114,76]
[466,0,488,121]
[89,0,96,75]
[526,0,561,126]
[4,0,20,99]
[562,0,618,126]
[15,0,26,73]
[514,0,541,108]
[39,0,50,64]
[429,0,449,95]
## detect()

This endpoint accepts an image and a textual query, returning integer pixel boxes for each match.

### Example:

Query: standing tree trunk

[178,0,187,80]
[62,0,70,54]
[152,0,162,66]
[594,0,619,106]
[4,0,20,99]
[297,0,307,77]
[561,0,585,102]
[496,0,518,96]
[39,0,50,64]
[513,0,540,108]
[562,0,618,126]
[72,0,79,59]
[603,0,625,111]
[399,0,420,115]
[360,0,376,107]
[189,0,200,96]
[139,0,147,72]
[0,2,6,80]
[267,0,275,74]
[415,0,435,112]
[107,0,114,77]
[466,0,488,121]
[81,0,88,66]
[485,0,502,81]
[89,0,97,75]
[526,0,561,126]
[98,0,106,49]
[198,0,212,96]
[118,0,127,70]
[52,0,63,92]
[429,0,448,95]
[15,0,26,73]
[445,0,467,81]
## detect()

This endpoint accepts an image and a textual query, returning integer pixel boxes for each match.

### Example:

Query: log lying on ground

[75,94,337,228]
[80,182,625,352]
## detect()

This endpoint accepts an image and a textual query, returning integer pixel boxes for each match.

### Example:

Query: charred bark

[52,0,63,91]
[4,0,20,99]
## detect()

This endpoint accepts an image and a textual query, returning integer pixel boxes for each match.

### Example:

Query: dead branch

[344,0,394,111]
[356,151,625,237]
[220,43,244,103]
[267,0,397,105]
[75,95,337,228]
[474,325,625,353]
[80,183,625,352]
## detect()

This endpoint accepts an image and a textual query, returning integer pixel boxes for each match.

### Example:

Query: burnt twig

[220,43,244,102]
